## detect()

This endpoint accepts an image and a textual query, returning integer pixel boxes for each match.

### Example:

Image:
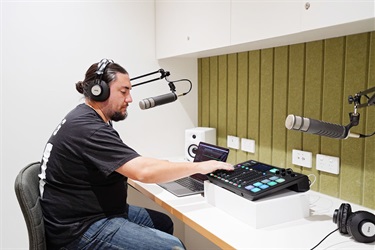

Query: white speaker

[185,127,216,161]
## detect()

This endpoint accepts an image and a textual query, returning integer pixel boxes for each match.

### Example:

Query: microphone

[139,92,178,110]
[285,114,360,139]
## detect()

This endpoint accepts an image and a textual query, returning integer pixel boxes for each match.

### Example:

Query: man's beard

[110,111,128,122]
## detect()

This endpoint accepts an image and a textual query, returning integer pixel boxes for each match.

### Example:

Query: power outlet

[316,154,340,174]
[292,149,312,168]
[227,135,240,149]
[241,138,255,153]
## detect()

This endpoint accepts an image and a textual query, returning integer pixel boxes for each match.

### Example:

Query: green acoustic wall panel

[259,48,273,164]
[320,37,344,197]
[198,31,375,209]
[272,46,289,170]
[248,51,261,162]
[218,55,228,149]
[200,58,210,127]
[286,43,305,173]
[209,56,219,129]
[227,53,238,163]
[237,52,249,164]
[303,41,323,192]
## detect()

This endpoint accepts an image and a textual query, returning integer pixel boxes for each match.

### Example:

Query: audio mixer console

[208,159,310,201]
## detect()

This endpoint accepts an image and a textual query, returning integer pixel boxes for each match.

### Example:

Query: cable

[165,76,193,96]
[308,174,316,188]
[310,228,339,250]
[359,131,375,138]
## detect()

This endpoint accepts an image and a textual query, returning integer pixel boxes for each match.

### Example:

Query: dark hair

[75,61,128,98]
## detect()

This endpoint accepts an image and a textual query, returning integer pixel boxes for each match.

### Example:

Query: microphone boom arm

[348,86,375,109]
[130,68,192,96]
[130,69,170,87]
[346,86,375,138]
[130,68,193,110]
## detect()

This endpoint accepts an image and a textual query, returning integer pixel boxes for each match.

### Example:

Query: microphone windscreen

[139,98,154,110]
[139,92,177,110]
[285,114,310,131]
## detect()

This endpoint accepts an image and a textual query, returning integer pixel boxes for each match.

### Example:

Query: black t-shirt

[39,103,140,249]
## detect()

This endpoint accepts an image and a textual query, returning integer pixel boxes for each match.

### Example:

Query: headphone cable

[310,228,339,250]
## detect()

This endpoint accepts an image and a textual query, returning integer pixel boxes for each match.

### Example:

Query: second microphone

[285,114,361,139]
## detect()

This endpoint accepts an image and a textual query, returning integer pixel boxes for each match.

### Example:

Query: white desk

[128,179,375,250]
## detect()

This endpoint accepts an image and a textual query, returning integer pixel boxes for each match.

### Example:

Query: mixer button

[276,178,285,183]
[245,185,254,190]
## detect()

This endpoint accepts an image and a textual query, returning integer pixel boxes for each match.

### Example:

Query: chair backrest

[15,162,47,250]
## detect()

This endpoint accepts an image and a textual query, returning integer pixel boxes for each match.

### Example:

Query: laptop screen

[191,142,229,181]
[193,142,229,162]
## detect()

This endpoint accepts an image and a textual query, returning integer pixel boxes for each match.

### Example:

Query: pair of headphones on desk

[88,59,114,102]
[333,203,375,243]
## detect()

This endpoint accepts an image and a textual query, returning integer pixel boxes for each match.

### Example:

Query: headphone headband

[96,59,114,76]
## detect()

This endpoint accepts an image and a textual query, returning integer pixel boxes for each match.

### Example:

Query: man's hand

[196,160,234,174]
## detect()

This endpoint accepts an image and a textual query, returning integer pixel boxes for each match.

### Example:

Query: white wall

[0,1,197,248]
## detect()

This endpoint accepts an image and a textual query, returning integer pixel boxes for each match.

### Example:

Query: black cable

[310,228,339,250]
[165,76,193,96]
[130,68,193,97]
[346,114,375,138]
[359,131,375,138]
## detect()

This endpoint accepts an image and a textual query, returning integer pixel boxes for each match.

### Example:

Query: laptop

[158,142,229,197]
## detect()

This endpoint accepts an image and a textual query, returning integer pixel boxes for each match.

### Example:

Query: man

[39,59,233,250]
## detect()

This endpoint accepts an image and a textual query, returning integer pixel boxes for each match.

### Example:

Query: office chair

[15,162,47,250]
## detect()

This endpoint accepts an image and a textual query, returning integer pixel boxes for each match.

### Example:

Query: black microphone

[139,92,178,110]
[285,114,360,139]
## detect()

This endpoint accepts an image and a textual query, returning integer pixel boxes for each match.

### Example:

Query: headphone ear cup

[87,80,110,102]
[347,211,375,243]
[333,203,352,234]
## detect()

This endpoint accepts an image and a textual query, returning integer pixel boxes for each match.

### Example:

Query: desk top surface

[128,179,375,250]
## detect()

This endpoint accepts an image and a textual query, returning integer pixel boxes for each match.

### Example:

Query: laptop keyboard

[175,178,204,192]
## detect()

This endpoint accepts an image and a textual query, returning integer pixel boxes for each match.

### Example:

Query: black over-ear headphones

[87,59,114,102]
[333,203,375,243]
